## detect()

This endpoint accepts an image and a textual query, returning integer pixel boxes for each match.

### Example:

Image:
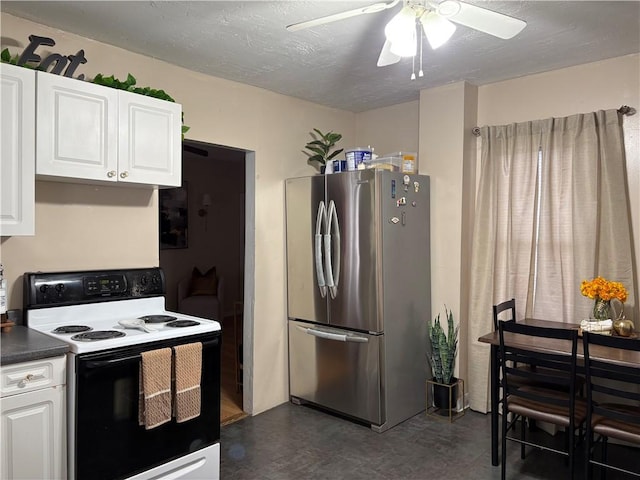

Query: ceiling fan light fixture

[385,6,417,57]
[420,11,456,49]
[377,39,401,67]
[388,30,417,57]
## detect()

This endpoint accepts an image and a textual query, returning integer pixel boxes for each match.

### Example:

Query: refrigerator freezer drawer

[288,320,382,425]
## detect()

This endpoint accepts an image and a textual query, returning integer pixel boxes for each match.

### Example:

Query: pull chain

[411,22,417,80]
[419,27,424,78]
[411,54,416,80]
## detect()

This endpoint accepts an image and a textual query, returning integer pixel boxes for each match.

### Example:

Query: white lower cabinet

[0,64,35,236]
[36,71,182,188]
[1,357,66,480]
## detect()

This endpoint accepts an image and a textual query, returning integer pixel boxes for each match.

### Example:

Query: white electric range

[24,267,221,480]
[27,295,221,354]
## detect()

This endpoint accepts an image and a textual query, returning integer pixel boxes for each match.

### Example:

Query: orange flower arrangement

[580,276,628,303]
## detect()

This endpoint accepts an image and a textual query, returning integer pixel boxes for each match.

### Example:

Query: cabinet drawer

[1,356,66,397]
[288,320,382,425]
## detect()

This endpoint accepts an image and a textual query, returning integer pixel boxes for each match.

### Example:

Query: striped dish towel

[173,342,202,423]
[138,348,172,429]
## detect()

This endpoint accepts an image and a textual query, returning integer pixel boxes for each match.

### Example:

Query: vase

[613,318,635,337]
[592,298,611,321]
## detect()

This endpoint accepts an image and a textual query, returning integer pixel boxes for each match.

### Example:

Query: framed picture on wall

[159,183,188,249]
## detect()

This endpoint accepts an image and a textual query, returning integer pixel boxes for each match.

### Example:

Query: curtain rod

[471,105,636,137]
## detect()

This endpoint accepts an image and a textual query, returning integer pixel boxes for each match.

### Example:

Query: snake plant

[428,306,459,385]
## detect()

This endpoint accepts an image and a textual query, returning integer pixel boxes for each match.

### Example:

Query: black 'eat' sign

[17,34,88,80]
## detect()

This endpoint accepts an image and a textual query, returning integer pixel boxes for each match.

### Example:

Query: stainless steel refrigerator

[285,169,431,432]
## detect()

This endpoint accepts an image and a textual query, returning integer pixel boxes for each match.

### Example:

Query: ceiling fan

[286,0,526,68]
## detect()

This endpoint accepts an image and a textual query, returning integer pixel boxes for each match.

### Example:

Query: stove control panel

[85,274,127,295]
[24,268,165,308]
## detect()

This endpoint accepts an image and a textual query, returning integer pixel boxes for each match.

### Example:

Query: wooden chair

[498,320,586,480]
[583,332,640,479]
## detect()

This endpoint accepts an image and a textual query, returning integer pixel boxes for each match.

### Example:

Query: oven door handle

[81,337,219,370]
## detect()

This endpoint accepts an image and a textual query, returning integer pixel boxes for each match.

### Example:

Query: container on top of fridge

[363,152,417,173]
[363,156,401,171]
[345,148,372,171]
[392,152,417,173]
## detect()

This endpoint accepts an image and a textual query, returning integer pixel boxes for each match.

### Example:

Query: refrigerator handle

[329,199,341,297]
[323,201,334,291]
[324,200,340,298]
[297,325,369,343]
[315,201,327,298]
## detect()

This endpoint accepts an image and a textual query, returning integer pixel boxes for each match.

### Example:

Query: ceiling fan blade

[286,0,400,32]
[436,0,526,39]
[377,39,401,67]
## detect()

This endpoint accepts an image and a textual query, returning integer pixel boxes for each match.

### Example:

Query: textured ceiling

[2,1,639,112]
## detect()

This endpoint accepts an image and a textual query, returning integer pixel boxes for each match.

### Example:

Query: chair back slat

[493,298,516,331]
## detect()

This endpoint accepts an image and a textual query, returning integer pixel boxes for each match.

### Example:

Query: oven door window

[74,334,220,480]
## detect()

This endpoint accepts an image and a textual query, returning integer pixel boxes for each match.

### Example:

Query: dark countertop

[1,325,69,365]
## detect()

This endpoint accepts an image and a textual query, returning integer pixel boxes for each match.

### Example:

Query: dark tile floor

[220,402,639,480]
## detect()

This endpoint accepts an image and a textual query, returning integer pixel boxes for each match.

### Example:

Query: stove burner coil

[165,320,200,328]
[71,330,127,341]
[53,325,93,334]
[138,315,178,324]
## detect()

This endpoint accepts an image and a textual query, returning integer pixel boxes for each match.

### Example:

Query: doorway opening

[159,139,255,426]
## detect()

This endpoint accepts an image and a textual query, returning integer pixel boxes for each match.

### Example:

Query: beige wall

[417,82,478,392]
[355,100,419,158]
[0,13,355,415]
[1,182,159,287]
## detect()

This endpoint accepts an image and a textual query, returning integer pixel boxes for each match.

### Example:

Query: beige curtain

[467,109,637,413]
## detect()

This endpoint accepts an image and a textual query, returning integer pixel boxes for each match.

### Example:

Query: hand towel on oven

[138,347,172,429]
[173,342,202,422]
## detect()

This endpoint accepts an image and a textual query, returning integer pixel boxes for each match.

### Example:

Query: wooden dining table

[477,317,640,466]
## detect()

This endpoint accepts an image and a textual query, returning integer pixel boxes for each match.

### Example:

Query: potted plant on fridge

[427,306,459,413]
[304,128,344,173]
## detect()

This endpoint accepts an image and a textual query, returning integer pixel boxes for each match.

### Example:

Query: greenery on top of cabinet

[1,48,34,67]
[92,73,189,137]
[1,48,189,138]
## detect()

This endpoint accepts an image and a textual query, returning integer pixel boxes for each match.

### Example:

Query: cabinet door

[1,386,65,480]
[0,64,35,236]
[118,90,182,187]
[36,71,118,182]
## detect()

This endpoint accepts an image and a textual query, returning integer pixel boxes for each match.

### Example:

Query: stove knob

[39,284,49,293]
[140,275,148,286]
[55,283,65,292]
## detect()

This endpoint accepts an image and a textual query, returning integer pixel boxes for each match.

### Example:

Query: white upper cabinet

[0,64,35,236]
[36,71,181,188]
[36,71,118,182]
[118,89,182,187]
